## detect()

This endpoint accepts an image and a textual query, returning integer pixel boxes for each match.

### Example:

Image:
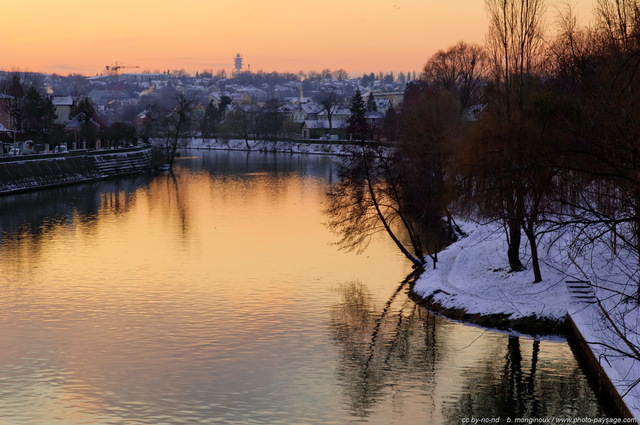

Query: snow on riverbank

[412,221,570,322]
[570,301,640,418]
[186,138,352,155]
[412,220,640,418]
[186,141,639,416]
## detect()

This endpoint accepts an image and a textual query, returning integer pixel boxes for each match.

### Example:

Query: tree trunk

[361,147,425,268]
[507,218,524,272]
[168,133,179,170]
[366,173,424,268]
[527,339,540,416]
[523,224,542,283]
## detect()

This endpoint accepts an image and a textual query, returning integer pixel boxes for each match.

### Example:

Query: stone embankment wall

[0,147,156,195]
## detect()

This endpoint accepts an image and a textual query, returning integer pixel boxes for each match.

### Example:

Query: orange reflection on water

[0,157,413,422]
[0,153,603,424]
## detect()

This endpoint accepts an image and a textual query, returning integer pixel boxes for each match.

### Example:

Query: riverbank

[411,220,639,419]
[411,221,569,331]
[183,142,639,417]
[0,147,156,196]
[186,138,354,155]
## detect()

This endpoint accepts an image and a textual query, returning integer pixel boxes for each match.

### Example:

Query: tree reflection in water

[329,273,438,419]
[447,335,606,423]
[329,274,608,423]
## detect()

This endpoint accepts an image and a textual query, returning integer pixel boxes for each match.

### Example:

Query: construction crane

[105,62,140,107]
[105,61,140,76]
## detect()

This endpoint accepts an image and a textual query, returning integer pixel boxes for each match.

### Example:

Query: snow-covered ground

[570,299,640,418]
[186,138,352,155]
[412,221,570,322]
[412,220,640,419]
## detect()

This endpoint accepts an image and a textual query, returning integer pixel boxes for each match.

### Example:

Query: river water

[0,150,609,424]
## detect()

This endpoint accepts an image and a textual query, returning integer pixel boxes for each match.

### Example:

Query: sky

[2,0,595,77]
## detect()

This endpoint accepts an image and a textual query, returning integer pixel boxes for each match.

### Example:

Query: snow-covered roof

[66,113,100,129]
[301,103,323,114]
[302,120,347,129]
[318,107,351,118]
[365,111,385,119]
[51,95,74,106]
[463,104,486,122]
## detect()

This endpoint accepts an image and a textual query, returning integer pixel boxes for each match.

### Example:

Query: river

[0,150,610,424]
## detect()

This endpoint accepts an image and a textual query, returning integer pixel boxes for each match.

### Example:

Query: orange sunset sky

[2,0,595,77]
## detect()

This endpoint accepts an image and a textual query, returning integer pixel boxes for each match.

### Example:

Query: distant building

[87,89,122,107]
[365,111,385,128]
[463,104,486,122]
[317,107,351,125]
[234,54,243,75]
[0,93,13,133]
[301,120,347,140]
[370,91,404,109]
[118,73,168,83]
[292,102,323,123]
[51,95,75,124]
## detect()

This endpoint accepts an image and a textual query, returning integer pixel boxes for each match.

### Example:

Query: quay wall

[0,147,156,196]
[566,313,635,419]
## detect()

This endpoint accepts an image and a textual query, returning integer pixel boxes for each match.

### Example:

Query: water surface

[0,150,607,424]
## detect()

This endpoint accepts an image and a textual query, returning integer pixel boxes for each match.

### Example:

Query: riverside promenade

[0,146,156,195]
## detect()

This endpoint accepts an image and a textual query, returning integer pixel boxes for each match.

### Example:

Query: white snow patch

[185,138,351,156]
[413,221,570,321]
[412,219,640,419]
[570,302,640,419]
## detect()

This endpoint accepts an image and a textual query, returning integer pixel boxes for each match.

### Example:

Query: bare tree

[325,141,428,268]
[595,0,640,52]
[422,41,490,110]
[220,106,255,149]
[320,91,339,131]
[164,94,192,171]
[397,82,463,258]
[485,0,547,113]
[465,0,548,276]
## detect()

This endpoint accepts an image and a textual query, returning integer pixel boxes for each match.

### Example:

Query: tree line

[327,0,640,299]
[0,74,141,150]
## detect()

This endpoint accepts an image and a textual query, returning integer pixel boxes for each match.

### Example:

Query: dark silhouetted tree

[422,41,489,111]
[164,94,192,170]
[347,89,369,142]
[366,92,377,112]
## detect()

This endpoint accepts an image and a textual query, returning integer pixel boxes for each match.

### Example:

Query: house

[66,113,101,130]
[0,93,13,134]
[209,92,231,108]
[463,104,486,122]
[370,91,404,109]
[51,95,75,124]
[230,92,252,105]
[292,102,323,123]
[279,103,297,120]
[317,107,351,126]
[235,87,268,104]
[365,111,385,129]
[374,98,393,113]
[226,103,259,117]
[301,120,347,140]
[66,113,101,149]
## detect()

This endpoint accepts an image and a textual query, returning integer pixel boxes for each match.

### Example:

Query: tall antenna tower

[234,54,243,75]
